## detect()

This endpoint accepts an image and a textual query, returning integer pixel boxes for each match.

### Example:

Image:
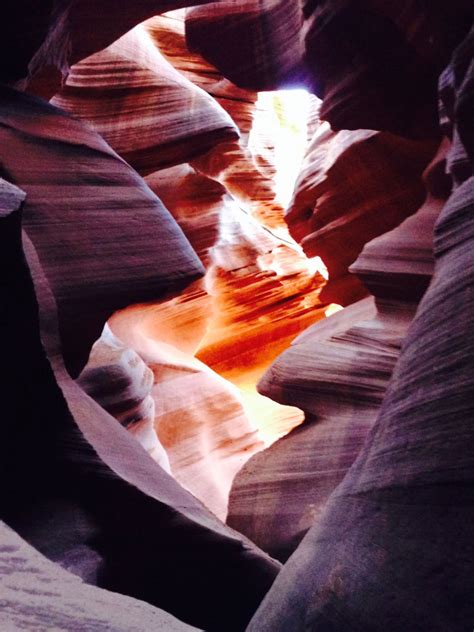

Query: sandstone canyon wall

[227,141,452,561]
[1,2,474,632]
[247,20,474,632]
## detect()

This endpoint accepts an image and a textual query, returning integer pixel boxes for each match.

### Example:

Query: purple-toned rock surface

[286,123,437,305]
[0,174,280,631]
[109,300,263,521]
[148,12,293,230]
[2,4,474,631]
[145,163,225,267]
[186,1,308,91]
[247,27,474,632]
[185,2,472,137]
[146,12,258,136]
[303,1,472,136]
[0,521,199,632]
[3,0,218,94]
[228,141,451,562]
[52,25,238,175]
[0,85,203,376]
[77,325,172,473]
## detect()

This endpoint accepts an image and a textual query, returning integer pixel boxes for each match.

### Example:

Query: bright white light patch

[306,255,328,280]
[249,89,312,208]
[325,303,344,317]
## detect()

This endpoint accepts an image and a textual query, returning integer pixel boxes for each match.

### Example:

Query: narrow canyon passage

[1,3,474,632]
[96,84,332,521]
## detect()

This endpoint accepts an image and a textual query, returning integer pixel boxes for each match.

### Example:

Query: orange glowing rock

[145,12,258,138]
[108,307,263,520]
[196,198,327,377]
[145,164,225,268]
[1,160,280,632]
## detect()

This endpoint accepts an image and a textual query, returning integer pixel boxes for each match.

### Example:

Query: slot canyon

[1,2,474,631]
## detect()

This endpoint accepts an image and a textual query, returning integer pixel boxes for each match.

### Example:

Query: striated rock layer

[52,24,238,175]
[286,123,438,304]
[108,304,263,521]
[228,142,451,561]
[145,164,225,268]
[0,86,203,376]
[247,26,474,631]
[186,1,308,91]
[149,345,263,522]
[4,0,218,95]
[48,8,320,472]
[0,106,280,631]
[77,325,172,473]
[148,11,298,230]
[303,1,473,136]
[185,1,472,137]
[3,6,473,631]
[146,12,258,138]
[107,185,317,513]
[196,203,327,376]
[107,161,312,514]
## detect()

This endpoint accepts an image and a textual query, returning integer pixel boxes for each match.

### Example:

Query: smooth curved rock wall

[286,124,437,304]
[108,307,263,521]
[0,86,203,376]
[247,25,474,632]
[186,1,472,137]
[52,25,238,175]
[228,141,451,562]
[77,325,172,472]
[303,1,472,136]
[186,1,308,91]
[0,106,280,632]
[2,4,474,631]
[4,0,218,94]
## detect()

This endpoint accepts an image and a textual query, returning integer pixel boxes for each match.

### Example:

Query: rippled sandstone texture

[109,298,264,521]
[2,2,474,631]
[0,90,280,632]
[186,1,472,136]
[0,85,204,376]
[106,156,323,515]
[186,1,308,91]
[286,123,438,304]
[77,325,172,473]
[46,7,324,518]
[303,1,473,136]
[52,24,238,174]
[186,3,470,307]
[247,24,474,632]
[145,12,301,228]
[3,0,217,96]
[228,141,451,561]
